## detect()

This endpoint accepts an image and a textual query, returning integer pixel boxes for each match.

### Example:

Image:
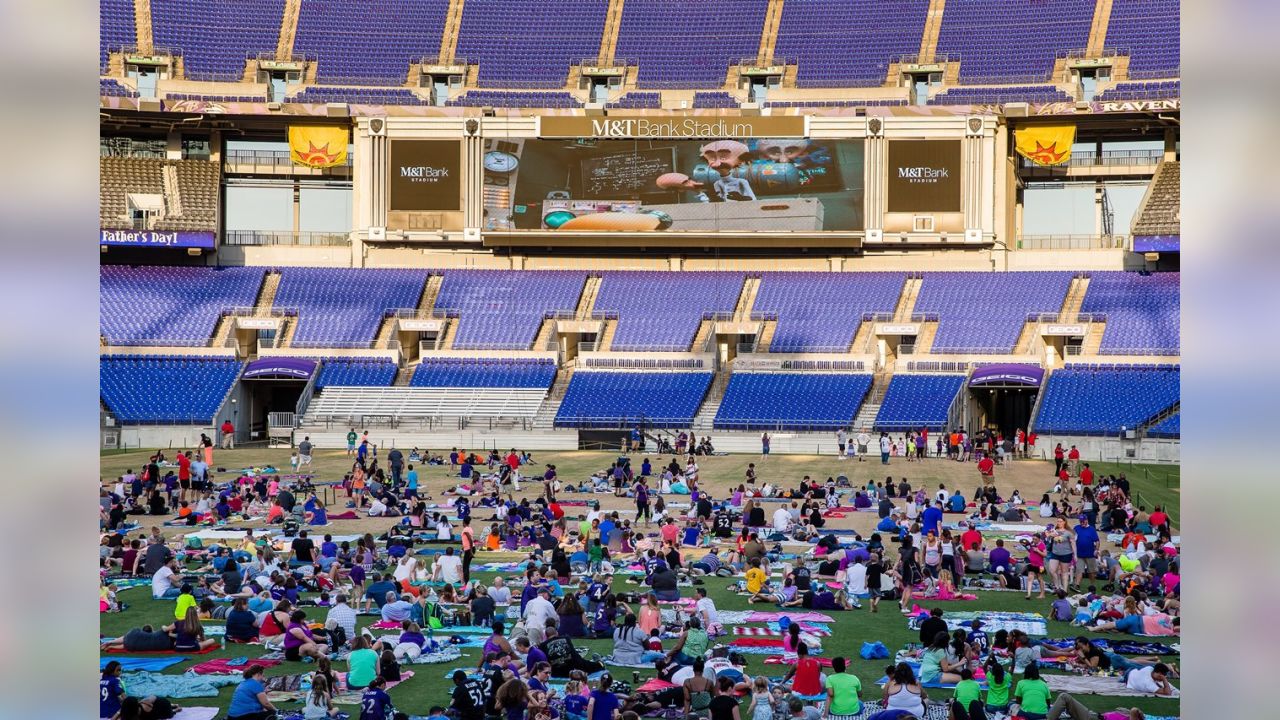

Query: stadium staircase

[756,0,786,66]
[852,401,881,433]
[756,320,778,352]
[691,320,715,352]
[531,366,575,429]
[914,322,940,355]
[918,0,947,64]
[392,366,415,386]
[438,317,459,350]
[212,270,280,348]
[576,275,603,319]
[132,0,153,54]
[1080,322,1107,356]
[1132,161,1180,236]
[733,277,761,319]
[374,273,442,350]
[276,0,302,60]
[1137,400,1179,438]
[1086,0,1116,57]
[1060,275,1091,323]
[596,320,618,351]
[893,276,922,321]
[597,0,627,66]
[439,0,467,64]
[532,318,557,351]
[692,368,732,430]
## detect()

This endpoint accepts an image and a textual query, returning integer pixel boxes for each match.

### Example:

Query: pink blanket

[746,612,835,623]
[188,657,282,675]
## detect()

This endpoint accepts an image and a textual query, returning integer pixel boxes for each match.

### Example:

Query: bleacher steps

[173,55,186,81]
[276,0,302,60]
[1012,322,1037,356]
[733,277,761,319]
[393,366,416,387]
[597,319,617,351]
[756,319,778,352]
[869,371,893,403]
[1060,276,1090,324]
[598,0,627,66]
[575,275,602,319]
[107,52,126,77]
[893,277,922,322]
[918,0,947,64]
[439,0,467,64]
[161,165,182,218]
[852,402,880,433]
[756,0,786,66]
[691,319,716,352]
[532,318,557,351]
[850,318,876,354]
[1137,400,1179,437]
[692,400,720,431]
[373,317,398,349]
[256,271,282,315]
[548,365,575,401]
[132,0,154,54]
[439,317,459,350]
[1086,0,1116,58]
[278,316,298,348]
[915,322,940,354]
[420,274,444,314]
[1081,322,1107,356]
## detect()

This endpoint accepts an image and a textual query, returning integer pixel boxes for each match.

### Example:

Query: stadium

[98,1,1181,719]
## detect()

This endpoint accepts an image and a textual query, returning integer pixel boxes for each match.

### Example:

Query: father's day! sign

[100,229,216,249]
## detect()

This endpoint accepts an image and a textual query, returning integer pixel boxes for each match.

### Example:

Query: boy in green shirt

[824,657,863,717]
[1012,664,1052,717]
[951,668,983,717]
[587,538,604,572]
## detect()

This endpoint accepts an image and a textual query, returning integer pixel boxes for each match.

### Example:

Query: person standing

[461,518,475,585]
[388,446,404,487]
[879,433,891,465]
[297,436,314,471]
[836,428,848,459]
[761,432,770,459]
[221,419,235,450]
[1052,444,1065,477]
[346,428,358,457]
[1067,445,1081,477]
[857,429,871,463]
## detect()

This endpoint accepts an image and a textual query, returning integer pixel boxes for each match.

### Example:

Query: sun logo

[1025,141,1067,165]
[294,141,342,167]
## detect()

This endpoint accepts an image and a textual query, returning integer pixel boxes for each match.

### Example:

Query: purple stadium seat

[455,0,609,88]
[274,268,428,347]
[1106,0,1179,78]
[914,272,1073,353]
[936,0,1094,84]
[774,0,928,88]
[433,270,586,349]
[615,0,769,89]
[1080,272,1179,355]
[151,0,286,81]
[100,266,265,346]
[100,0,136,73]
[752,272,905,353]
[295,0,449,85]
[594,271,744,351]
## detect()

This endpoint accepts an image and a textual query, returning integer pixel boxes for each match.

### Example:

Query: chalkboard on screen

[579,147,677,198]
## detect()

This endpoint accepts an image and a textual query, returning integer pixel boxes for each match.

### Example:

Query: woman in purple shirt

[283,609,328,662]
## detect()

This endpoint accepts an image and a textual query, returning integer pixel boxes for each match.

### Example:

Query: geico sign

[400,166,450,179]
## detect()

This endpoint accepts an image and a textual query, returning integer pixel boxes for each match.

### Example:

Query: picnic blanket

[170,709,220,720]
[601,656,653,668]
[1041,638,1179,655]
[636,678,678,693]
[763,656,834,666]
[103,644,220,655]
[736,626,832,638]
[747,611,835,623]
[329,672,414,704]
[121,672,238,699]
[875,661,988,690]
[1045,673,1180,698]
[908,609,1048,636]
[188,656,283,675]
[182,528,280,542]
[99,657,186,672]
[264,673,306,693]
[327,510,360,520]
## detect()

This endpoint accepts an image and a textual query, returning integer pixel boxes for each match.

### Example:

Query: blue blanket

[122,672,239,699]
[100,657,186,672]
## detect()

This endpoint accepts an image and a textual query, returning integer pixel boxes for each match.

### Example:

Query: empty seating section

[607,92,662,109]
[774,0,928,88]
[294,0,449,85]
[100,157,162,227]
[1146,412,1179,439]
[1131,161,1179,236]
[714,373,873,431]
[101,78,137,98]
[753,272,905,353]
[315,358,398,388]
[100,266,265,346]
[410,358,557,388]
[1106,0,1179,78]
[930,86,1075,105]
[594,271,744,351]
[274,268,427,347]
[1034,365,1179,434]
[158,160,220,231]
[915,272,1072,353]
[99,157,220,231]
[1095,80,1180,102]
[692,92,738,109]
[100,355,242,423]
[308,386,547,419]
[151,0,285,81]
[291,87,428,105]
[1081,272,1179,355]
[874,374,965,431]
[433,270,586,349]
[615,0,768,89]
[100,0,136,72]
[936,0,1094,84]
[167,93,267,102]
[446,91,582,108]
[455,0,608,88]
[555,372,712,427]
[766,99,908,108]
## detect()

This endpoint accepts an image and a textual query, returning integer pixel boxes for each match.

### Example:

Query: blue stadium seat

[100,355,242,423]
[555,372,712,427]
[1034,365,1179,435]
[410,358,556,388]
[315,358,399,388]
[874,374,966,431]
[714,373,872,431]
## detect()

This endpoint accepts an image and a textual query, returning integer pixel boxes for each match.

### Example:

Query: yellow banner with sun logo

[288,126,349,168]
[1015,125,1075,166]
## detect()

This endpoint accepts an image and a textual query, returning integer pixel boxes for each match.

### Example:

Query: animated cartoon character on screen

[696,140,756,202]
[754,139,834,188]
[655,172,711,203]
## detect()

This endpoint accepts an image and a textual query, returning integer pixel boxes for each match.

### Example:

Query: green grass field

[100,449,1179,717]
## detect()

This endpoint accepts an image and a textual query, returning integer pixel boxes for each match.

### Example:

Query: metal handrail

[224,231,350,247]
[1015,235,1129,250]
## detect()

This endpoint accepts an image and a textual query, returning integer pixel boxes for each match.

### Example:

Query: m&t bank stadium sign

[100,229,216,249]
[539,115,807,139]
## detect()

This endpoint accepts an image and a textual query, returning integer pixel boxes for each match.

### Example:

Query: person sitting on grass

[170,606,219,653]
[227,664,279,720]
[283,609,329,662]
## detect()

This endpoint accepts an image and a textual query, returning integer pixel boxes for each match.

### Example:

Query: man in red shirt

[176,451,192,503]
[978,454,995,479]
[1057,466,1070,491]
[220,420,234,449]
[1067,445,1081,476]
[1080,463,1094,488]
[960,523,984,551]
[1149,505,1169,531]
